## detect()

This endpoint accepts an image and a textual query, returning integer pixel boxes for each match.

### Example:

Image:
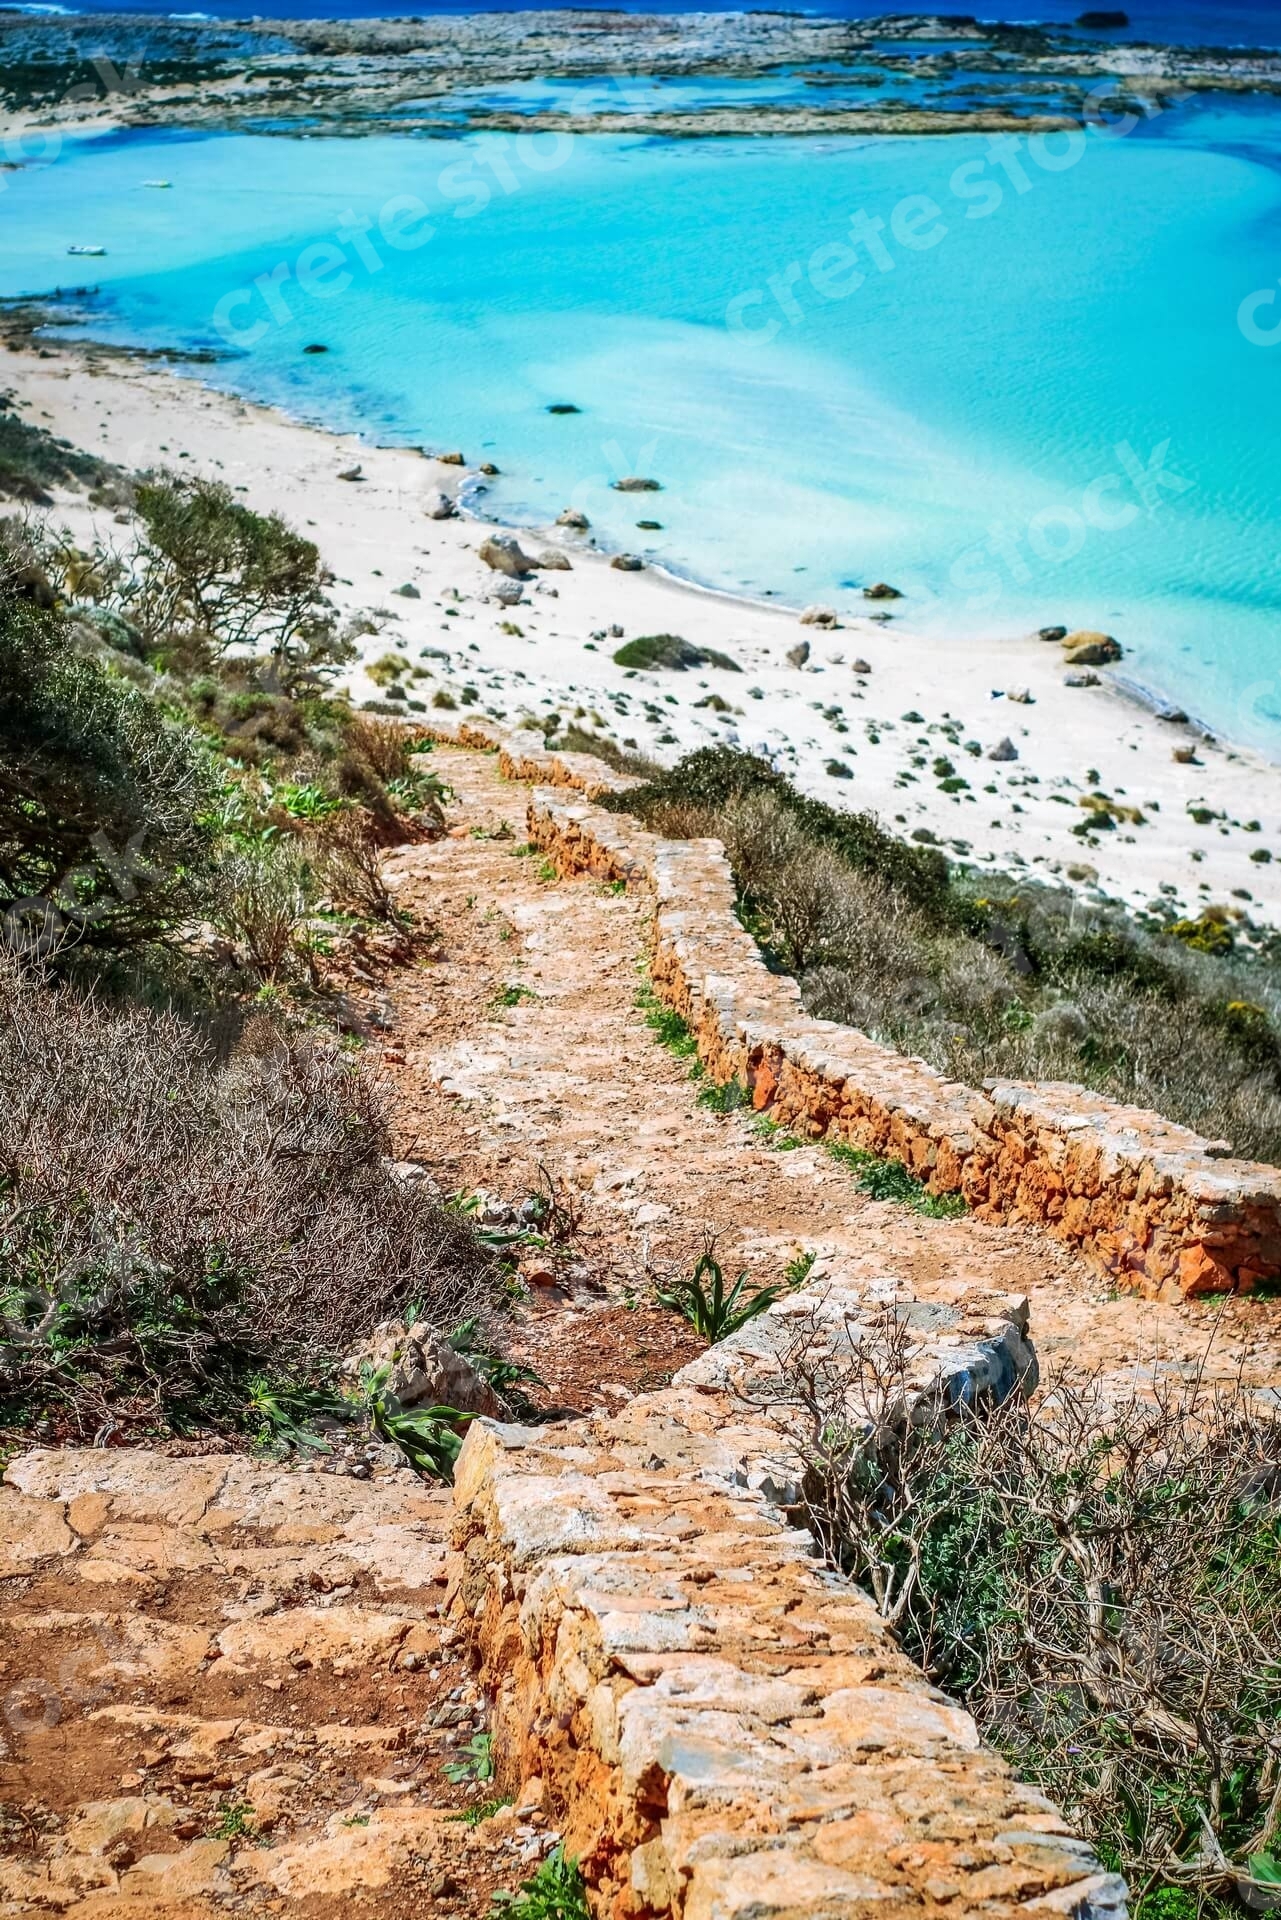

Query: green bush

[0,547,216,953]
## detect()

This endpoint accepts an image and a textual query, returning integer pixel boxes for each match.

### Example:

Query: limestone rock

[556,507,590,530]
[987,736,1019,761]
[851,657,872,673]
[1062,629,1123,666]
[1006,686,1034,704]
[799,605,837,627]
[437,451,466,467]
[479,534,538,578]
[1065,669,1101,688]
[610,553,644,572]
[356,1322,508,1420]
[1037,624,1068,642]
[786,640,811,668]
[863,581,902,600]
[423,488,456,521]
[536,549,572,571]
[611,476,662,493]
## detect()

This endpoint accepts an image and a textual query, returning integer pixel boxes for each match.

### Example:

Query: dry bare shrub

[0,958,496,1436]
[316,810,396,923]
[212,838,317,981]
[788,1317,1281,1910]
[344,711,426,782]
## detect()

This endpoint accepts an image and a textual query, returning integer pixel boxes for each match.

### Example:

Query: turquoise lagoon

[5,98,1281,746]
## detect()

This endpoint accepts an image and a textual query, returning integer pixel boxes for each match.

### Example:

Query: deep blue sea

[9,0,1281,47]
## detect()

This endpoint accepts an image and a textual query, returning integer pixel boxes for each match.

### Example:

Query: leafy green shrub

[0,962,497,1440]
[120,474,351,682]
[493,1847,591,1920]
[612,634,739,673]
[0,547,216,953]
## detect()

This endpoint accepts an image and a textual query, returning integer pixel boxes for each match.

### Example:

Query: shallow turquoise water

[5,99,1281,745]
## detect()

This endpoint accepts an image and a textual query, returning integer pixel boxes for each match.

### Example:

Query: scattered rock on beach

[557,507,590,530]
[438,451,466,466]
[988,736,1019,761]
[393,582,420,598]
[786,640,811,668]
[611,477,662,493]
[537,549,572,571]
[423,488,456,520]
[490,577,525,606]
[1062,629,1123,665]
[479,461,500,476]
[1037,624,1068,642]
[1006,686,1034,704]
[479,534,538,577]
[1173,744,1200,764]
[337,464,363,482]
[799,605,837,628]
[863,581,902,600]
[1064,669,1101,688]
[851,657,872,674]
[610,552,644,571]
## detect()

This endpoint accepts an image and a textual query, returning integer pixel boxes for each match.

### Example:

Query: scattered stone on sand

[1006,686,1034,704]
[825,758,853,778]
[611,477,662,493]
[337,465,363,482]
[1062,629,1123,666]
[988,735,1019,761]
[786,640,812,668]
[1037,624,1068,642]
[423,488,456,520]
[393,582,420,598]
[610,552,644,571]
[863,581,902,600]
[1064,669,1101,688]
[850,657,872,674]
[799,605,837,627]
[437,451,466,466]
[537,549,572,571]
[1173,744,1200,764]
[479,461,500,476]
[490,577,525,605]
[556,507,590,530]
[479,534,538,578]
[1157,705,1189,723]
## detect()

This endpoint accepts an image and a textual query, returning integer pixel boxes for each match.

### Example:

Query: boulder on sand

[786,641,812,669]
[988,736,1019,761]
[556,507,590,530]
[423,488,456,521]
[610,553,645,572]
[479,534,539,578]
[537,549,572,571]
[1062,629,1122,666]
[799,605,838,628]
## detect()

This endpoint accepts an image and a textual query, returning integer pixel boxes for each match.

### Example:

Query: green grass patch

[636,978,699,1058]
[492,1847,592,1920]
[825,1140,967,1217]
[493,984,538,1008]
[695,1077,748,1114]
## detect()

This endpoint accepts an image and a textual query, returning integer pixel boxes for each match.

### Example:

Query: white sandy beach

[11,334,1281,931]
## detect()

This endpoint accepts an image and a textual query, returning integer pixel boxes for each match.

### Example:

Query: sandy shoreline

[10,329,1281,932]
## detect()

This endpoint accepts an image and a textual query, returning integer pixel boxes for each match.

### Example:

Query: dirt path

[0,1451,561,1918]
[384,743,1281,1403]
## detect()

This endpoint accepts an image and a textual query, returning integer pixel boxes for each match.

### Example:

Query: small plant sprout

[656,1247,785,1344]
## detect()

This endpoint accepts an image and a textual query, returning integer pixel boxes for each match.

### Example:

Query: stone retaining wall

[447,1285,1125,1920]
[428,723,1281,1300]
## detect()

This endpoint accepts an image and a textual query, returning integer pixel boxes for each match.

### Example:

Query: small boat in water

[66,244,107,256]
[143,180,172,188]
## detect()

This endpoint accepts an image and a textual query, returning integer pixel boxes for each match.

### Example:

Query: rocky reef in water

[1,10,1278,139]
